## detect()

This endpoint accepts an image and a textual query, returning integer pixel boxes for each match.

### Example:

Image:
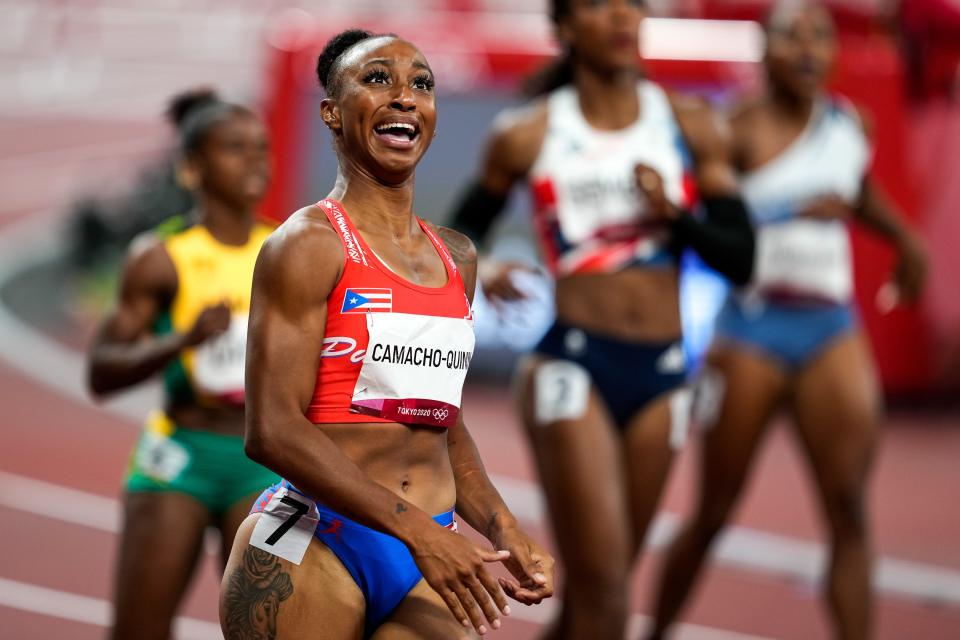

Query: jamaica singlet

[154,217,272,406]
[306,200,475,429]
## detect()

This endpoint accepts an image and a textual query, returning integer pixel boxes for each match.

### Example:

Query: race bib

[753,219,852,304]
[351,313,475,428]
[135,430,190,483]
[192,314,247,404]
[249,487,319,565]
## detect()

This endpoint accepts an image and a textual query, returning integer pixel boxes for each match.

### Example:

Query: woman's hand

[410,525,512,635]
[184,302,231,347]
[479,258,535,302]
[490,524,555,605]
[634,164,678,222]
[892,230,928,303]
[797,194,855,221]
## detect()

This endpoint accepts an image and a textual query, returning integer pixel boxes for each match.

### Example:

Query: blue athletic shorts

[251,480,455,637]
[714,296,856,370]
[534,321,687,426]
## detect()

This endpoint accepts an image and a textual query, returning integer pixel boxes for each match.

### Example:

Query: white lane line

[0,577,221,639]
[2,212,960,608]
[493,470,960,606]
[0,471,120,533]
[0,214,162,418]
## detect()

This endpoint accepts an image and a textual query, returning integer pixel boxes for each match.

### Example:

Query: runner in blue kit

[219,30,553,639]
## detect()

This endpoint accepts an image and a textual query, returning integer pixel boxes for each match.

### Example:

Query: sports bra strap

[417,219,459,277]
[317,199,372,268]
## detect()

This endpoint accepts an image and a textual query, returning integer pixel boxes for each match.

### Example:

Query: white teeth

[375,122,416,133]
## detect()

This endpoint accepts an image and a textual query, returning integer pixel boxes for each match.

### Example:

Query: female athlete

[450,1,754,638]
[647,4,927,639]
[219,30,554,639]
[87,91,278,639]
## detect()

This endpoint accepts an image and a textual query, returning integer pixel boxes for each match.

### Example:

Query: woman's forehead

[339,36,429,72]
[767,1,831,34]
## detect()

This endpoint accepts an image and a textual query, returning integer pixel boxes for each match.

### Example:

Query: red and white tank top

[529,81,696,277]
[306,199,475,429]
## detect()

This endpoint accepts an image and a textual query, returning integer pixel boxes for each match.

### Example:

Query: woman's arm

[855,177,928,302]
[87,234,229,397]
[438,226,555,604]
[655,97,756,285]
[446,409,555,605]
[448,103,548,300]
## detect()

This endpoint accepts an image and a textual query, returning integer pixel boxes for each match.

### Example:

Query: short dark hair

[167,88,250,154]
[316,28,379,97]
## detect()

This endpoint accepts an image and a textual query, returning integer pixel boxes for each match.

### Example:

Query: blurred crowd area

[1,0,958,398]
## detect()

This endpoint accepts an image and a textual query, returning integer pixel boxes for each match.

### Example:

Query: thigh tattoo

[223,546,294,640]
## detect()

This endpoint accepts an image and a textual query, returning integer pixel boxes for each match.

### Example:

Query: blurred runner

[219,30,553,639]
[87,90,278,640]
[647,4,928,640]
[449,1,754,637]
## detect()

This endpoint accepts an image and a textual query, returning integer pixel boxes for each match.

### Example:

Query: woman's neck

[573,62,641,131]
[328,164,419,240]
[768,84,817,124]
[197,193,254,246]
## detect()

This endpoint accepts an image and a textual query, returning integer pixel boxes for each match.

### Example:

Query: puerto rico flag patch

[341,288,393,314]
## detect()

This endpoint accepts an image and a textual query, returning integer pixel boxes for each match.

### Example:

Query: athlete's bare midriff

[167,403,246,436]
[317,421,457,517]
[555,267,681,343]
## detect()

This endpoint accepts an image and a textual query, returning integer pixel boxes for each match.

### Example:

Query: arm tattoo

[396,502,408,514]
[436,227,477,268]
[222,546,294,640]
[485,511,499,539]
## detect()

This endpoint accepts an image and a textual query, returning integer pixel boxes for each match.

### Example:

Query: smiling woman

[218,29,554,640]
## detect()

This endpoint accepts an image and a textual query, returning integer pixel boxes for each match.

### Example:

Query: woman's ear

[175,157,200,191]
[320,98,341,133]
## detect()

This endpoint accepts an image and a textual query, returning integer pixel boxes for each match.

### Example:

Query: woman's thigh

[372,578,478,640]
[111,490,211,640]
[789,331,881,516]
[221,513,366,640]
[515,356,633,580]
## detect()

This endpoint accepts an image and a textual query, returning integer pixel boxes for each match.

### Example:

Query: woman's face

[322,37,437,185]
[192,111,271,208]
[765,3,837,100]
[558,0,645,75]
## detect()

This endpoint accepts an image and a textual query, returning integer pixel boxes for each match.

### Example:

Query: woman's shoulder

[258,205,344,280]
[429,223,477,267]
[666,92,734,160]
[485,98,550,177]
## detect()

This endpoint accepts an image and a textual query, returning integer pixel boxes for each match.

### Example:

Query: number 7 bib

[249,487,319,565]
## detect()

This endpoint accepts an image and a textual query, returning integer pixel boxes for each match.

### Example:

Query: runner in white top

[450,1,755,637]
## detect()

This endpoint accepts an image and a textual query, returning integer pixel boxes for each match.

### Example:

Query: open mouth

[373,119,420,149]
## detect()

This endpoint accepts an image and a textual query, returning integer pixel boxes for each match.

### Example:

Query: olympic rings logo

[432,408,449,421]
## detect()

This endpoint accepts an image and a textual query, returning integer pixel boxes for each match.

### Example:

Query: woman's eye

[363,69,390,85]
[413,75,435,91]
